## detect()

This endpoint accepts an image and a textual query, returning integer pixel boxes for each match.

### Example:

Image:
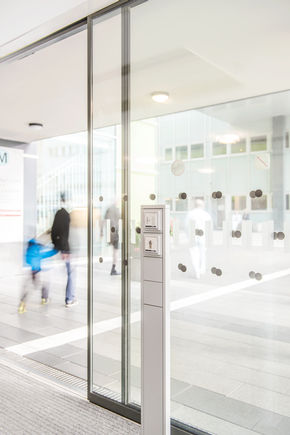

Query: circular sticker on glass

[171,159,185,176]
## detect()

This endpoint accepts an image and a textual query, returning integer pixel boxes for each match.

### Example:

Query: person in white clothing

[186,198,212,279]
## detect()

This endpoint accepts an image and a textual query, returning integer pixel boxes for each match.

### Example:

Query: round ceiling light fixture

[151,92,169,103]
[28,122,43,130]
[216,134,240,144]
[198,168,215,174]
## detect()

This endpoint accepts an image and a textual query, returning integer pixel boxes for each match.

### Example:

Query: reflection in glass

[251,194,268,210]
[232,195,247,211]
[251,135,267,152]
[190,143,204,159]
[175,198,188,212]
[231,139,246,154]
[165,147,173,161]
[212,142,227,156]
[176,145,188,160]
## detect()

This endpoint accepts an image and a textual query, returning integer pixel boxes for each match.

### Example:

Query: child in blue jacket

[18,239,58,313]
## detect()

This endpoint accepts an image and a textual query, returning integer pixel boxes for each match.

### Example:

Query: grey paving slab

[0,336,18,348]
[174,383,282,430]
[37,326,67,336]
[171,332,290,375]
[171,378,192,398]
[0,323,41,342]
[228,383,290,418]
[66,350,87,367]
[253,412,290,435]
[171,341,290,398]
[93,331,121,361]
[171,402,259,435]
[69,338,87,350]
[46,343,82,358]
[172,308,290,345]
[92,353,121,376]
[0,315,65,337]
[27,351,66,368]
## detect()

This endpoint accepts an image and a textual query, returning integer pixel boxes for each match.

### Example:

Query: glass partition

[1,1,290,433]
[129,91,290,435]
[130,0,290,433]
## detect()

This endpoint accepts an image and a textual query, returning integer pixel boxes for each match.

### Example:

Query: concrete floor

[1,244,290,435]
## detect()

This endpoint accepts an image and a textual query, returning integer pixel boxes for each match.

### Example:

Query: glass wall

[129,89,290,435]
[1,1,290,433]
[129,0,290,433]
[151,95,290,433]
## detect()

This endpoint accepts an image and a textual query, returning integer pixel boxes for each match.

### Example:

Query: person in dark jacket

[51,193,77,307]
[18,239,57,313]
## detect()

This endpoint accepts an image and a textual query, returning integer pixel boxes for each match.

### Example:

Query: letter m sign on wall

[0,152,7,165]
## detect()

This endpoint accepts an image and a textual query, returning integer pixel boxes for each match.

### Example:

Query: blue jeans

[65,260,75,303]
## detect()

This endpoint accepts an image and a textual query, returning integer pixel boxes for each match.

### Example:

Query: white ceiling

[0,0,290,143]
[0,0,115,58]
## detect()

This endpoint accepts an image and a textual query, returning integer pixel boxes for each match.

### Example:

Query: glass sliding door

[88,5,138,422]
[89,9,123,401]
[0,25,88,380]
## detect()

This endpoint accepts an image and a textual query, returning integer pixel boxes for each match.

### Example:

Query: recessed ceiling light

[151,92,169,103]
[216,134,240,144]
[28,122,43,130]
[198,168,214,174]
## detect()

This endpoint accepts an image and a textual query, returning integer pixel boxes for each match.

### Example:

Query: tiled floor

[1,246,290,434]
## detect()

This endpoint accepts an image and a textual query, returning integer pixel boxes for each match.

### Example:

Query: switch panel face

[144,210,162,232]
[144,233,162,256]
[143,281,163,307]
[143,257,163,282]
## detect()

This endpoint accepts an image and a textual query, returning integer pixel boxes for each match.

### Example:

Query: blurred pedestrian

[51,193,77,307]
[18,238,57,313]
[186,198,212,279]
[104,201,121,276]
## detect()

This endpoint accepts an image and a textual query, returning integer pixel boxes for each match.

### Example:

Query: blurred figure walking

[51,193,77,307]
[186,199,212,279]
[104,201,121,276]
[18,239,57,313]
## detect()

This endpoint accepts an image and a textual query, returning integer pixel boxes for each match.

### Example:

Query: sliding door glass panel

[0,29,88,380]
[130,0,290,433]
[92,11,122,400]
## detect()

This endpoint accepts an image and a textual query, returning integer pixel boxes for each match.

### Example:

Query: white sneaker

[65,299,78,308]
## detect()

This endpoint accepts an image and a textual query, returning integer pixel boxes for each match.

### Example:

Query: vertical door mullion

[87,15,93,396]
[121,5,131,405]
